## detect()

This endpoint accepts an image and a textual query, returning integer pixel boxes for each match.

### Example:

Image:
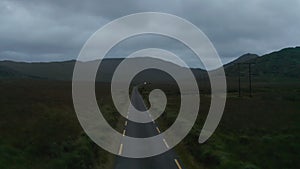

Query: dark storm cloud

[0,0,299,66]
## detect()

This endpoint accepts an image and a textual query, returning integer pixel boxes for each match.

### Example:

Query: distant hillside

[0,65,34,79]
[0,58,206,83]
[0,60,75,80]
[253,47,300,78]
[225,53,259,68]
[0,47,299,82]
[225,47,300,80]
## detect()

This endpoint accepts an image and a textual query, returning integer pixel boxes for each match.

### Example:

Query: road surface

[114,86,185,169]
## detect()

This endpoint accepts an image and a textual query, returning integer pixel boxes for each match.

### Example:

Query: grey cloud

[0,0,299,66]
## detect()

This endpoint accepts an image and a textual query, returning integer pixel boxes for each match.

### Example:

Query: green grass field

[0,75,299,169]
[0,80,118,169]
[142,79,300,169]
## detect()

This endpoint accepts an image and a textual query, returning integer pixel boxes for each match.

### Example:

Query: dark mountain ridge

[225,46,300,79]
[0,46,299,82]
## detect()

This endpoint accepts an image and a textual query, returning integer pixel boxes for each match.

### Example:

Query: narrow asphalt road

[114,87,185,169]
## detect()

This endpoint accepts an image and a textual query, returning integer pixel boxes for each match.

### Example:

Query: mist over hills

[0,47,299,82]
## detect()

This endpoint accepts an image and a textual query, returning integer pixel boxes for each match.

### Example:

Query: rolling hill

[0,46,299,82]
[225,47,300,80]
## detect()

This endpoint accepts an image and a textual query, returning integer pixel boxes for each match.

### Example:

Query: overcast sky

[0,0,299,67]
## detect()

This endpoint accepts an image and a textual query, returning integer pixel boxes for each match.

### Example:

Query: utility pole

[237,63,254,97]
[248,63,253,97]
[238,63,241,97]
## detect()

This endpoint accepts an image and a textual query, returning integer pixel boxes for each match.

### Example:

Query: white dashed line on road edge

[118,144,123,155]
[163,138,170,149]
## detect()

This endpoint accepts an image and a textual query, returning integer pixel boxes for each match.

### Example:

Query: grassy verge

[0,79,117,169]
[140,81,300,169]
